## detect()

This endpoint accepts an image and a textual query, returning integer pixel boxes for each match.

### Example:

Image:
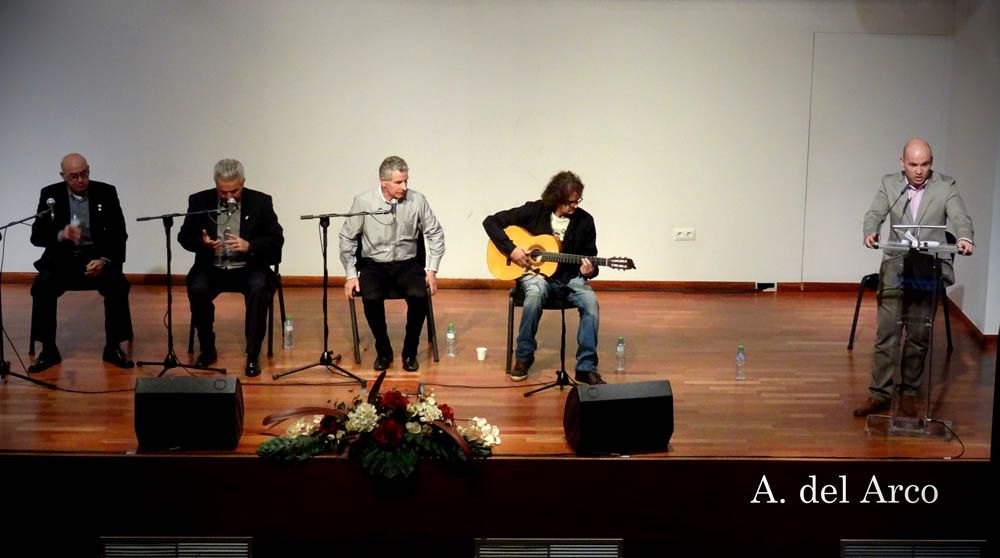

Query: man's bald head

[900,138,933,188]
[60,153,90,195]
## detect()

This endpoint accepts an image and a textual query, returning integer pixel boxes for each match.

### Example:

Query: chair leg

[349,297,361,364]
[267,296,274,358]
[277,275,287,328]
[848,277,867,351]
[426,287,439,362]
[506,290,515,373]
[188,321,195,354]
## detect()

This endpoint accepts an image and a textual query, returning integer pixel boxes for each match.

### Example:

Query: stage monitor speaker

[563,380,673,455]
[134,376,244,451]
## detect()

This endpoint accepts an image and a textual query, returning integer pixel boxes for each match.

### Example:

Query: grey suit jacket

[863,170,973,287]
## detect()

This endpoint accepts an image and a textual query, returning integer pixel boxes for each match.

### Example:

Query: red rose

[372,419,405,447]
[438,404,455,422]
[380,390,410,410]
[318,415,340,435]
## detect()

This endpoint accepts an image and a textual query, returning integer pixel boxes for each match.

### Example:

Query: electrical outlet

[673,227,696,241]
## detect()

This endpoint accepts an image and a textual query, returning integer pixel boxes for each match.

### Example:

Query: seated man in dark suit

[178,159,284,377]
[339,156,445,372]
[28,153,134,373]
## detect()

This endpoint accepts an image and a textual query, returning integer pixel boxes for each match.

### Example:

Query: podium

[864,225,960,440]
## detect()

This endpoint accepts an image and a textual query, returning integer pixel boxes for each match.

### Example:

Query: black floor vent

[475,538,622,558]
[842,539,985,557]
[100,537,252,558]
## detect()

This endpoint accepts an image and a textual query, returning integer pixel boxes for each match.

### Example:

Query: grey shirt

[338,187,445,279]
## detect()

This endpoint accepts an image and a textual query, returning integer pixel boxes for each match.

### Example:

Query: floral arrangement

[257,372,501,479]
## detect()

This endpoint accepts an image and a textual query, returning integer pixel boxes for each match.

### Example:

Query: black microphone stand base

[271,350,366,387]
[137,350,226,377]
[524,367,577,397]
[0,357,59,389]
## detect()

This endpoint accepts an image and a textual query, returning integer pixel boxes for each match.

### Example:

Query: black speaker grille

[476,538,622,558]
[100,537,252,558]
[841,539,984,557]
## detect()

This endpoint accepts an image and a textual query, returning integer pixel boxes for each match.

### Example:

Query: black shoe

[510,357,534,381]
[574,371,606,385]
[28,347,62,374]
[245,357,261,377]
[373,355,393,371]
[103,345,134,369]
[402,355,419,372]
[195,348,218,367]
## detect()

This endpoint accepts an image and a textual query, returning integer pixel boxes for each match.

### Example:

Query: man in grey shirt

[339,156,445,372]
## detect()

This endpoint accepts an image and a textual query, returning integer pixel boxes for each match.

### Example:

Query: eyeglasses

[564,197,582,206]
[65,168,90,181]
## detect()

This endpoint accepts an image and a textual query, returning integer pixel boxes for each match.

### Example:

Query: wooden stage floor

[0,284,994,460]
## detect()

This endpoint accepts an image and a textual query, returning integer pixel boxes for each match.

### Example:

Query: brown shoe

[510,357,533,381]
[898,395,919,417]
[853,397,890,417]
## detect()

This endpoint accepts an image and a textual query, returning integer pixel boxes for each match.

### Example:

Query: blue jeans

[516,274,600,373]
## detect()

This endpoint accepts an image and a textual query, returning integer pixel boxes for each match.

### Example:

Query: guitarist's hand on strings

[580,257,595,278]
[509,246,533,269]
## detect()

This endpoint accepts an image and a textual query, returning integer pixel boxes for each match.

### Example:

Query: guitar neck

[536,252,608,267]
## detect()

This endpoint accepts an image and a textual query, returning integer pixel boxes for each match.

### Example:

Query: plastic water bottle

[283,317,294,349]
[615,336,626,372]
[446,323,457,357]
[223,225,233,257]
[735,344,746,381]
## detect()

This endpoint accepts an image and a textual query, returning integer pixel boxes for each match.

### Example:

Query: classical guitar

[486,225,636,280]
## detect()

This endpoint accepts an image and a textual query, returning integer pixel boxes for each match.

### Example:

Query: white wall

[802,32,952,284]
[4,1,994,331]
[945,0,1000,334]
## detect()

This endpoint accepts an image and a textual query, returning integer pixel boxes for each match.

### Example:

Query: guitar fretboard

[535,252,608,266]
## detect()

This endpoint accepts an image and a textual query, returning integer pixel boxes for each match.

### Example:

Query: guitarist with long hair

[483,171,604,385]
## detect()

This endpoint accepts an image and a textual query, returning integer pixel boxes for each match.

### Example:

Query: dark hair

[540,171,584,210]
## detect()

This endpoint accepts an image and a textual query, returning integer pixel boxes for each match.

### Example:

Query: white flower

[405,421,422,435]
[407,397,444,423]
[458,416,501,447]
[285,414,324,438]
[346,402,379,433]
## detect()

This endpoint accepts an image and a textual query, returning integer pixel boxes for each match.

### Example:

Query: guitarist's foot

[509,357,534,381]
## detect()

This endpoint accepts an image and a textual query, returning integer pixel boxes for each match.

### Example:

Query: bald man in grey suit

[854,138,974,418]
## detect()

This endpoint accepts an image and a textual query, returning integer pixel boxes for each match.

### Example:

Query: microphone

[390,199,397,216]
[226,198,236,216]
[46,198,56,221]
[889,183,909,212]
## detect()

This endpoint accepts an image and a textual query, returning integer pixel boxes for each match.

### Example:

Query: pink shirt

[905,181,925,222]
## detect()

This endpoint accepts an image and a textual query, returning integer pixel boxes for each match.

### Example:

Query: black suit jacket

[30,181,128,271]
[177,188,284,270]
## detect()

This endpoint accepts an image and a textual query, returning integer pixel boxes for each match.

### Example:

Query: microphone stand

[272,209,390,385]
[0,210,58,388]
[135,208,227,377]
[524,280,577,397]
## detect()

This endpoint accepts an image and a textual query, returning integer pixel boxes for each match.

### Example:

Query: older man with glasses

[28,153,134,373]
